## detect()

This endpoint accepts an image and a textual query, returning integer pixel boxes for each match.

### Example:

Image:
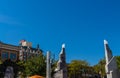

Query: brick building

[0,40,42,62]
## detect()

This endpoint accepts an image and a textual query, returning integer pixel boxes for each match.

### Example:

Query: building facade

[0,40,42,62]
[0,42,19,62]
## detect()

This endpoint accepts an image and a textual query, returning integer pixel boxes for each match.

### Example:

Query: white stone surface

[62,44,65,48]
[104,40,120,78]
[104,40,108,44]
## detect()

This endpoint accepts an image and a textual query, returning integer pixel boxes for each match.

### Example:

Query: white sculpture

[4,66,14,78]
[104,40,120,78]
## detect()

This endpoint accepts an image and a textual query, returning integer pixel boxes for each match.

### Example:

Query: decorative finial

[62,43,65,48]
[104,40,108,44]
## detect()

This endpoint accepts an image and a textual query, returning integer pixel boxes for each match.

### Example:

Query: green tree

[0,57,2,64]
[116,56,120,70]
[68,60,89,78]
[93,59,106,78]
[0,60,2,64]
[17,54,46,77]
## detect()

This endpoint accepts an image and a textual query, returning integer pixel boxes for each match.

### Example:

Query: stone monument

[54,44,67,78]
[104,40,120,78]
[4,66,14,78]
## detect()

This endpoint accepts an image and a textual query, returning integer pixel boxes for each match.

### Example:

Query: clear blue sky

[0,0,120,65]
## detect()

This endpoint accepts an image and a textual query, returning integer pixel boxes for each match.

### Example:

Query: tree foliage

[0,57,2,64]
[93,59,106,77]
[17,54,46,77]
[116,56,120,70]
[0,60,2,64]
[67,60,90,78]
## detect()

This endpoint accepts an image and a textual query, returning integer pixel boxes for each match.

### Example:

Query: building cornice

[0,42,19,51]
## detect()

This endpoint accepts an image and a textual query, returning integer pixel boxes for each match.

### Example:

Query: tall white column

[46,51,51,78]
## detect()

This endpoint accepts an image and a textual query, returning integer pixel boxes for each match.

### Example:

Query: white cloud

[0,14,25,26]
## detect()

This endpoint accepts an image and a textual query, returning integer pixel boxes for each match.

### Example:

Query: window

[10,53,17,60]
[1,52,9,59]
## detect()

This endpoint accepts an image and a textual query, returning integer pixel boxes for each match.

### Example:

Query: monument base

[54,70,67,78]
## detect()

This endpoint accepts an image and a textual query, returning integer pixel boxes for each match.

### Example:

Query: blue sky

[0,0,120,65]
